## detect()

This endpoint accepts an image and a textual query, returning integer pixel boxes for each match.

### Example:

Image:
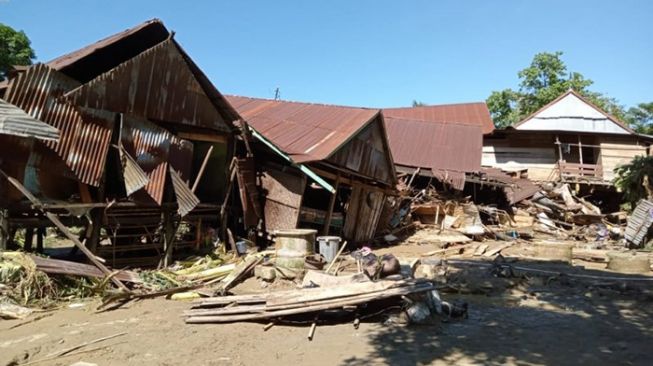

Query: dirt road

[3,255,652,366]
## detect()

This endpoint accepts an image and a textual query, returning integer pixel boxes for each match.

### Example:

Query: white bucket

[317,236,341,263]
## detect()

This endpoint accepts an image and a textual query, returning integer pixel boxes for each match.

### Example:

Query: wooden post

[162,209,175,267]
[322,174,340,235]
[0,209,8,250]
[88,209,103,253]
[556,135,563,162]
[578,135,583,165]
[24,227,34,251]
[36,226,44,253]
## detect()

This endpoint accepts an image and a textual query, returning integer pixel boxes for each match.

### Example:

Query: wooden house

[226,96,397,243]
[483,90,652,185]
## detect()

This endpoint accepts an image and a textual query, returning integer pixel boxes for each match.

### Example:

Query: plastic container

[274,229,317,269]
[317,236,341,263]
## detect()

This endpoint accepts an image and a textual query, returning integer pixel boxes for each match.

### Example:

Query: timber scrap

[184,278,436,324]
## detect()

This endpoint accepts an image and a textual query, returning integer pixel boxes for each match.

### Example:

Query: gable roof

[514,89,634,135]
[383,102,495,134]
[47,19,240,127]
[227,95,380,162]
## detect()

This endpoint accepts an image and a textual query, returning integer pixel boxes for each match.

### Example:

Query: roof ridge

[225,94,380,112]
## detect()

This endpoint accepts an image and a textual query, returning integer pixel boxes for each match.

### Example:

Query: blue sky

[1,0,652,109]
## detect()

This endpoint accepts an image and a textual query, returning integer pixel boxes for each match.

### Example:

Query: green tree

[614,155,653,207]
[0,23,35,82]
[412,100,426,107]
[625,102,653,134]
[487,51,627,128]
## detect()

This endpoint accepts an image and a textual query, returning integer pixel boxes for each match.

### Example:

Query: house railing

[557,162,604,182]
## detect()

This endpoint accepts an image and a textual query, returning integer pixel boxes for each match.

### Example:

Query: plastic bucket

[317,236,341,263]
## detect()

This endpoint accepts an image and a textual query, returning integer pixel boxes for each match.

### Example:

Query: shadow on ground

[342,259,653,366]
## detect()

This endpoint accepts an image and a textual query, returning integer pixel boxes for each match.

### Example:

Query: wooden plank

[474,244,489,256]
[176,131,228,143]
[186,282,435,323]
[483,242,514,257]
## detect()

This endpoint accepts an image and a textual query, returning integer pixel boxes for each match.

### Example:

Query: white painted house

[483,90,651,184]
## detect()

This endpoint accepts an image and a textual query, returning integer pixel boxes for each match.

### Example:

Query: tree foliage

[412,100,426,107]
[625,102,653,134]
[614,155,653,207]
[0,23,35,82]
[487,51,627,128]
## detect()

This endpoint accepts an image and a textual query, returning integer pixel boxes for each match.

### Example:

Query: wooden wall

[599,140,647,181]
[484,132,650,182]
[342,186,385,243]
[483,132,558,181]
[327,118,394,185]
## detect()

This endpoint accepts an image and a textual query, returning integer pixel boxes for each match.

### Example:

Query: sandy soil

[2,241,653,366]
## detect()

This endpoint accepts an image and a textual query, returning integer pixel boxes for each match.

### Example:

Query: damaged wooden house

[382,102,492,190]
[226,96,397,243]
[483,89,652,185]
[0,19,242,266]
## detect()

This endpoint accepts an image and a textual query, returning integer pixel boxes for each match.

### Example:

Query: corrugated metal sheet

[64,39,231,132]
[385,116,482,189]
[0,98,60,141]
[625,199,653,247]
[121,115,171,204]
[3,64,114,186]
[47,19,240,126]
[384,102,495,134]
[170,167,200,217]
[515,90,634,135]
[227,95,380,163]
[119,145,149,196]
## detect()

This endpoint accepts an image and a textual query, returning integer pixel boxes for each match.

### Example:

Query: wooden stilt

[36,227,44,253]
[0,209,8,250]
[24,227,34,251]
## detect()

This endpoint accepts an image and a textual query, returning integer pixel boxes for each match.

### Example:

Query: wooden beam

[0,168,129,292]
[191,145,214,193]
[322,174,341,235]
[176,132,228,144]
[578,135,583,165]
[310,167,395,195]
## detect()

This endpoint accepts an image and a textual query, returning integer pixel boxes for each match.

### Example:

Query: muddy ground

[2,241,653,366]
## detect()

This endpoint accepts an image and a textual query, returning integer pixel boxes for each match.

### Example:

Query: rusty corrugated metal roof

[226,95,381,163]
[383,102,495,134]
[121,114,171,204]
[385,116,482,177]
[0,98,60,141]
[64,39,232,133]
[3,64,114,187]
[48,19,240,127]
